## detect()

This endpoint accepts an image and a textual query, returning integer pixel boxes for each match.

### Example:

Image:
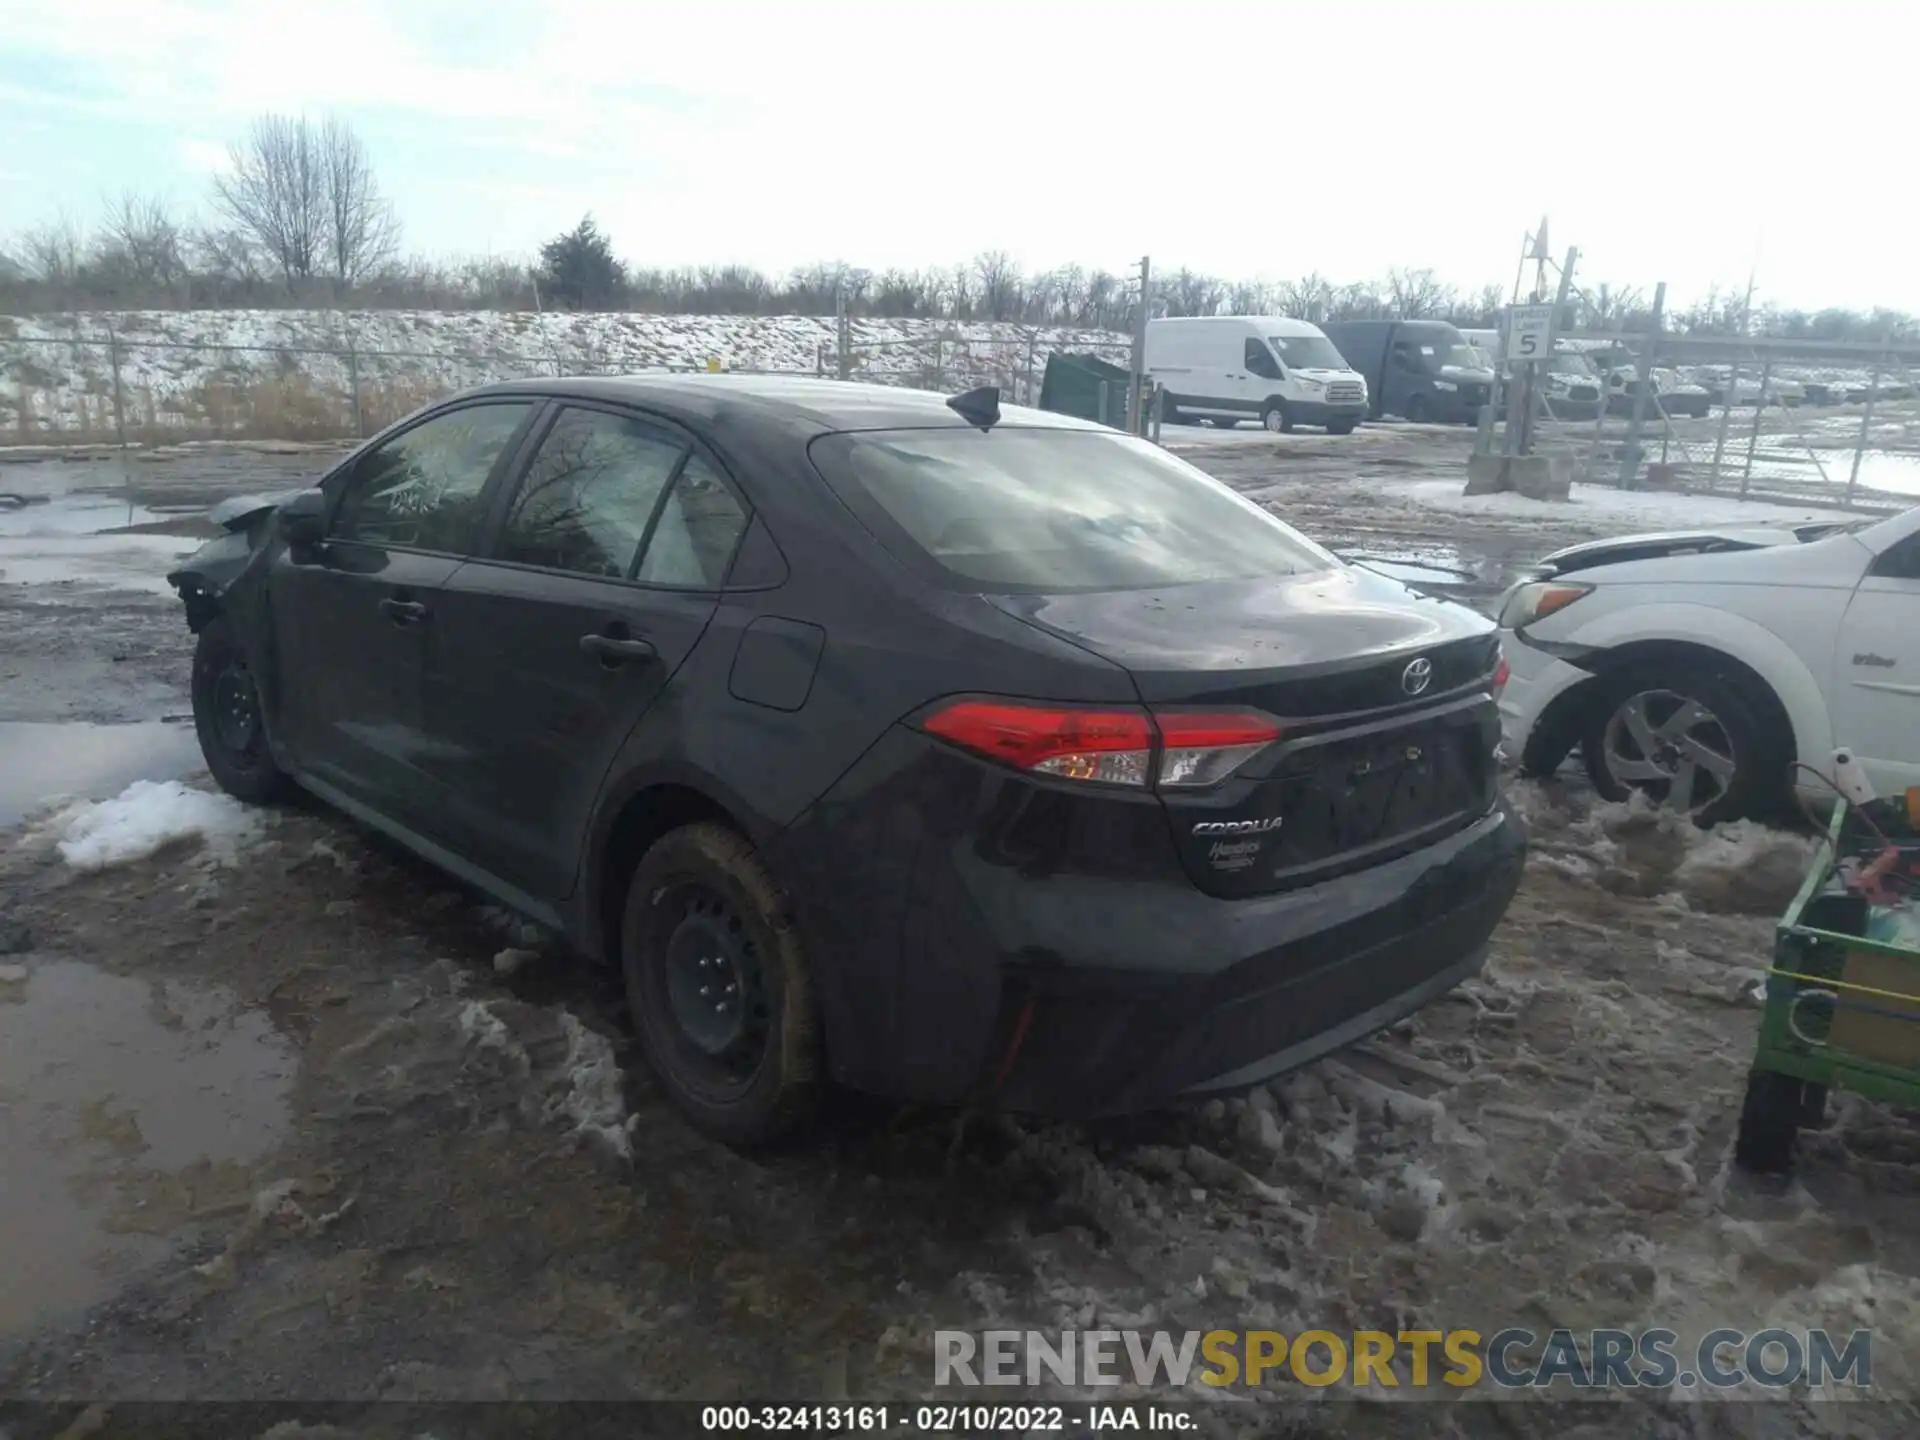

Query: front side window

[498,408,687,578]
[810,426,1337,592]
[1244,338,1283,380]
[635,455,749,588]
[332,402,534,552]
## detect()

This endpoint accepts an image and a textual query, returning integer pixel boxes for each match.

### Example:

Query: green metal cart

[1736,799,1920,1172]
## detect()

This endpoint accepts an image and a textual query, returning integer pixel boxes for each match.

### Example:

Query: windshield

[1462,345,1495,368]
[1268,335,1348,370]
[1420,339,1485,372]
[809,427,1337,592]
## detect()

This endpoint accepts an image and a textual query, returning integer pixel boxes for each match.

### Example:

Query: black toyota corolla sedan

[168,376,1525,1143]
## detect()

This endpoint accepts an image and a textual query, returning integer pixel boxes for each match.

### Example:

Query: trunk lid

[989,566,1503,898]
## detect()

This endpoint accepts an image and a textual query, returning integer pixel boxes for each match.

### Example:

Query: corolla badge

[1192,816,1284,836]
[1401,657,1433,695]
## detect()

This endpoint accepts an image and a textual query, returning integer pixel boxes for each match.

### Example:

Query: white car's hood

[1535,522,1859,576]
[1292,367,1362,385]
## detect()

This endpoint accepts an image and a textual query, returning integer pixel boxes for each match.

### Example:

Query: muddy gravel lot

[2,435,1917,1436]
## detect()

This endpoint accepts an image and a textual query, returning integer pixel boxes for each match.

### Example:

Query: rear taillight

[920,699,1280,790]
[1154,710,1284,788]
[1492,652,1510,696]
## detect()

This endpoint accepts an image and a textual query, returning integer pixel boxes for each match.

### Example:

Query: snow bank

[1399,477,1860,530]
[3,309,1131,436]
[54,779,260,870]
[1509,781,1818,914]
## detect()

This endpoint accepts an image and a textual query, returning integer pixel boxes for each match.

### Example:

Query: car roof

[1150,314,1325,334]
[459,373,1110,436]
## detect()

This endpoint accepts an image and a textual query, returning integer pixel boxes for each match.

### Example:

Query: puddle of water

[0,492,168,537]
[0,959,295,1334]
[0,532,197,598]
[0,721,205,828]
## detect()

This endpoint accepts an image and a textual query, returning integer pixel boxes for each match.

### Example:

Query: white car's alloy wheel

[1599,688,1737,814]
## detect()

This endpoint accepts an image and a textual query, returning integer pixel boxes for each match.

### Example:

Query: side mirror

[276,489,327,548]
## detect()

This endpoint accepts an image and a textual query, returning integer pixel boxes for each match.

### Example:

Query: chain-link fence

[0,312,1134,452]
[1523,332,1920,511]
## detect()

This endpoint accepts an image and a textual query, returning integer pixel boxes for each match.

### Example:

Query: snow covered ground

[49,777,260,871]
[2,309,1130,438]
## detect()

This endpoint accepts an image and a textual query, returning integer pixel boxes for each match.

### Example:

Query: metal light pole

[1617,281,1666,490]
[1127,256,1152,436]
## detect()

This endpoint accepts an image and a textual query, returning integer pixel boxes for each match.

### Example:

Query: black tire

[190,617,293,805]
[620,822,821,1146]
[1327,419,1358,436]
[1734,1070,1803,1173]
[1577,660,1789,826]
[1210,417,1238,430]
[1260,400,1293,434]
[1404,394,1428,423]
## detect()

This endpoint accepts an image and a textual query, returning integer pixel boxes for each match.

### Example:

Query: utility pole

[1516,246,1578,457]
[1617,281,1666,489]
[1504,221,1553,457]
[1127,255,1151,436]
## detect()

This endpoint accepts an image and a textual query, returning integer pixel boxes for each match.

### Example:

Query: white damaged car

[1496,506,1920,822]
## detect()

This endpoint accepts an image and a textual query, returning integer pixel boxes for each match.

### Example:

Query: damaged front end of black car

[164,488,323,805]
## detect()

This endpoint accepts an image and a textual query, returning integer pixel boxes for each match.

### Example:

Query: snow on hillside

[0,309,1131,440]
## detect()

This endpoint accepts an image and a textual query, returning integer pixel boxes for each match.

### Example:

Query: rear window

[809,427,1336,592]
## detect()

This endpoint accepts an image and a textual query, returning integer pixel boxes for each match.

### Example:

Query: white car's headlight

[1296,377,1326,392]
[1500,580,1593,629]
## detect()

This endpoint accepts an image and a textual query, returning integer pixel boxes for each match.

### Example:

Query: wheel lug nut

[699,985,710,997]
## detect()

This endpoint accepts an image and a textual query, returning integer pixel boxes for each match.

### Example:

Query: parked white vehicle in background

[1603,365,1713,419]
[1497,505,1920,822]
[1147,316,1369,434]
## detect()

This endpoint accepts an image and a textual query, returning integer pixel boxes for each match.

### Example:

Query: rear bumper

[773,726,1526,1117]
[989,800,1524,1116]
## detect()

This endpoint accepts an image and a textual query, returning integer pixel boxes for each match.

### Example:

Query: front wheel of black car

[191,617,293,805]
[621,822,822,1146]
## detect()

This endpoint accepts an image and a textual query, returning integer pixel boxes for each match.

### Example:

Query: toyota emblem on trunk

[1401,657,1433,695]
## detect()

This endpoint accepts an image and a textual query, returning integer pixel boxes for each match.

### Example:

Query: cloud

[175,138,227,173]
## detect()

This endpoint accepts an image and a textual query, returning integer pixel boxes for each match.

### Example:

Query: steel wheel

[1600,687,1737,813]
[211,661,261,756]
[657,883,771,1089]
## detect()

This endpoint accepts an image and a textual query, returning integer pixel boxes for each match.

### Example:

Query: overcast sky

[4,0,1914,312]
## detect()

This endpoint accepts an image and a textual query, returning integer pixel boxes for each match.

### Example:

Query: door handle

[380,598,428,626]
[579,633,658,664]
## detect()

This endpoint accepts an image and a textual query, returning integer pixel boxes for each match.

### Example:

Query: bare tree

[1224,279,1272,315]
[214,115,327,289]
[972,250,1023,322]
[1164,267,1223,317]
[19,215,87,285]
[318,116,398,285]
[1329,280,1388,320]
[1386,267,1453,319]
[1274,272,1334,321]
[96,191,187,291]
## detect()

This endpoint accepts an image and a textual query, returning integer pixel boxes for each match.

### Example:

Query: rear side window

[636,455,749,588]
[498,408,687,577]
[809,428,1336,592]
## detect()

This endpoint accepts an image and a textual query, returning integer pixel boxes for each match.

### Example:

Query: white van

[1146,316,1368,434]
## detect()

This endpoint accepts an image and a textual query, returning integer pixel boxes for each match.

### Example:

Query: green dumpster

[1039,352,1134,429]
